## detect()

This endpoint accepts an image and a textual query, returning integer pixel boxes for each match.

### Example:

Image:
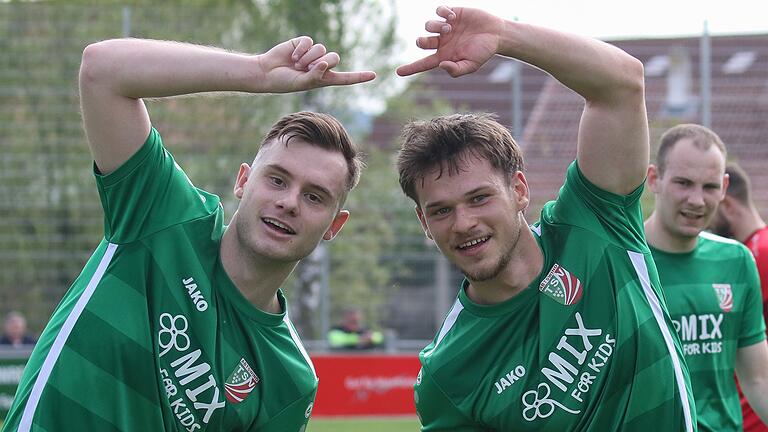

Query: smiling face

[415,153,529,282]
[232,137,350,264]
[648,137,728,246]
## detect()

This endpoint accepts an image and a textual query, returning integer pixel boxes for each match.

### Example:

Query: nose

[275,190,299,215]
[451,206,478,234]
[685,188,705,207]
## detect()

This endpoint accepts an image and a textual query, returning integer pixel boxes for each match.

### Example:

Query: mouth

[262,217,296,235]
[679,210,705,221]
[456,236,490,251]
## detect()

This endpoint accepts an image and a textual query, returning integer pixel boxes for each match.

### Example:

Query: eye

[472,194,488,204]
[269,176,285,187]
[432,207,450,217]
[305,193,323,204]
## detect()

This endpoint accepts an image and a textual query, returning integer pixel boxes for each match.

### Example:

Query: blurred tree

[0,1,399,337]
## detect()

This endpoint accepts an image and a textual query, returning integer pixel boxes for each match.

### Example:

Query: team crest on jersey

[539,263,583,306]
[712,284,733,312]
[225,358,259,404]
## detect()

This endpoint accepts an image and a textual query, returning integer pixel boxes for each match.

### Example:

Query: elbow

[619,55,645,101]
[79,40,122,87]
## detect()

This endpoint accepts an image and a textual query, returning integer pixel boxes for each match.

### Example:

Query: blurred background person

[327,308,384,350]
[709,162,768,432]
[0,311,36,348]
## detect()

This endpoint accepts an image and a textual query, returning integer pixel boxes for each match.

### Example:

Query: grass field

[309,417,420,431]
[0,418,422,431]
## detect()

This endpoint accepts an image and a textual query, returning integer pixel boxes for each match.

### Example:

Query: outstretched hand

[257,36,376,92]
[397,6,504,78]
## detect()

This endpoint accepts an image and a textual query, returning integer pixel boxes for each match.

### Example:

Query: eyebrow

[424,186,489,210]
[266,164,336,200]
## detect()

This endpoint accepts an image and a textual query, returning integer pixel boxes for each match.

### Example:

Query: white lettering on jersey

[521,312,615,422]
[182,277,209,312]
[157,312,225,427]
[494,365,526,394]
[672,313,724,356]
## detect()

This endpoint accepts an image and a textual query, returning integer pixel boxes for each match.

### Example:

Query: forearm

[496,21,644,104]
[79,38,262,99]
[739,376,768,424]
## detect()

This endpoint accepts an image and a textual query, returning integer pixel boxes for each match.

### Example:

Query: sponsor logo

[539,263,583,306]
[225,358,259,404]
[672,313,724,356]
[157,312,226,428]
[494,365,526,395]
[712,284,733,312]
[305,402,314,418]
[182,277,209,312]
[521,312,615,422]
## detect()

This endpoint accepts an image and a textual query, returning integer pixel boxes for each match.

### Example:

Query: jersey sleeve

[256,390,316,432]
[414,367,485,431]
[739,249,767,347]
[94,127,218,244]
[539,160,646,251]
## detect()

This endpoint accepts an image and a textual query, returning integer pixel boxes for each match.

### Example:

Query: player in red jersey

[710,162,768,432]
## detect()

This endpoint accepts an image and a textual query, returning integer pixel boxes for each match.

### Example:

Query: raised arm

[79,37,375,174]
[397,6,648,195]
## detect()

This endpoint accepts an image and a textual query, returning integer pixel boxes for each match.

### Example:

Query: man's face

[5,316,25,339]
[414,154,528,282]
[233,137,349,263]
[648,138,728,242]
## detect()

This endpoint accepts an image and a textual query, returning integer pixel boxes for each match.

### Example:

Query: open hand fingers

[435,5,456,21]
[425,19,451,35]
[289,36,314,61]
[295,43,328,69]
[307,52,340,71]
[416,36,440,50]
[321,70,377,86]
[396,54,440,77]
[439,59,479,78]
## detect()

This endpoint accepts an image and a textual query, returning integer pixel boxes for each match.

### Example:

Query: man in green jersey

[645,124,768,431]
[396,5,696,431]
[2,37,374,431]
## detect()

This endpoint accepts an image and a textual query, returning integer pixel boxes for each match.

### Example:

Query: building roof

[372,33,768,216]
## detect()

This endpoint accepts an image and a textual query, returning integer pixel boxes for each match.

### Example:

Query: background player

[709,162,768,431]
[644,124,768,430]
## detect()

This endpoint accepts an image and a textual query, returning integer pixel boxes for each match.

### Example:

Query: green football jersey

[414,162,696,431]
[651,233,766,432]
[2,129,318,432]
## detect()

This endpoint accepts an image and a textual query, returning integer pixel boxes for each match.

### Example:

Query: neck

[220,222,296,314]
[644,213,697,253]
[466,226,544,305]
[733,207,767,243]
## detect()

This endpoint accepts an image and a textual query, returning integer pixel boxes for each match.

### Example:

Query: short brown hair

[397,113,524,204]
[260,111,364,194]
[656,124,726,175]
[725,163,752,206]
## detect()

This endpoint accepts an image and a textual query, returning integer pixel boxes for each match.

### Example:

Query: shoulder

[699,231,749,253]
[698,231,755,263]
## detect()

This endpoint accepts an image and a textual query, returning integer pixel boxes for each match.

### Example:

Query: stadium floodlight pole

[700,19,711,128]
[122,6,131,38]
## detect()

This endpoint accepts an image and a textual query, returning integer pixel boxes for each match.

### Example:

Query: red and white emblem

[225,358,259,404]
[712,284,733,312]
[539,263,583,306]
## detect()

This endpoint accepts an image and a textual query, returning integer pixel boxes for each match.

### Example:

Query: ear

[233,163,251,199]
[720,172,730,202]
[415,206,433,240]
[323,210,350,241]
[511,171,530,211]
[646,165,660,193]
